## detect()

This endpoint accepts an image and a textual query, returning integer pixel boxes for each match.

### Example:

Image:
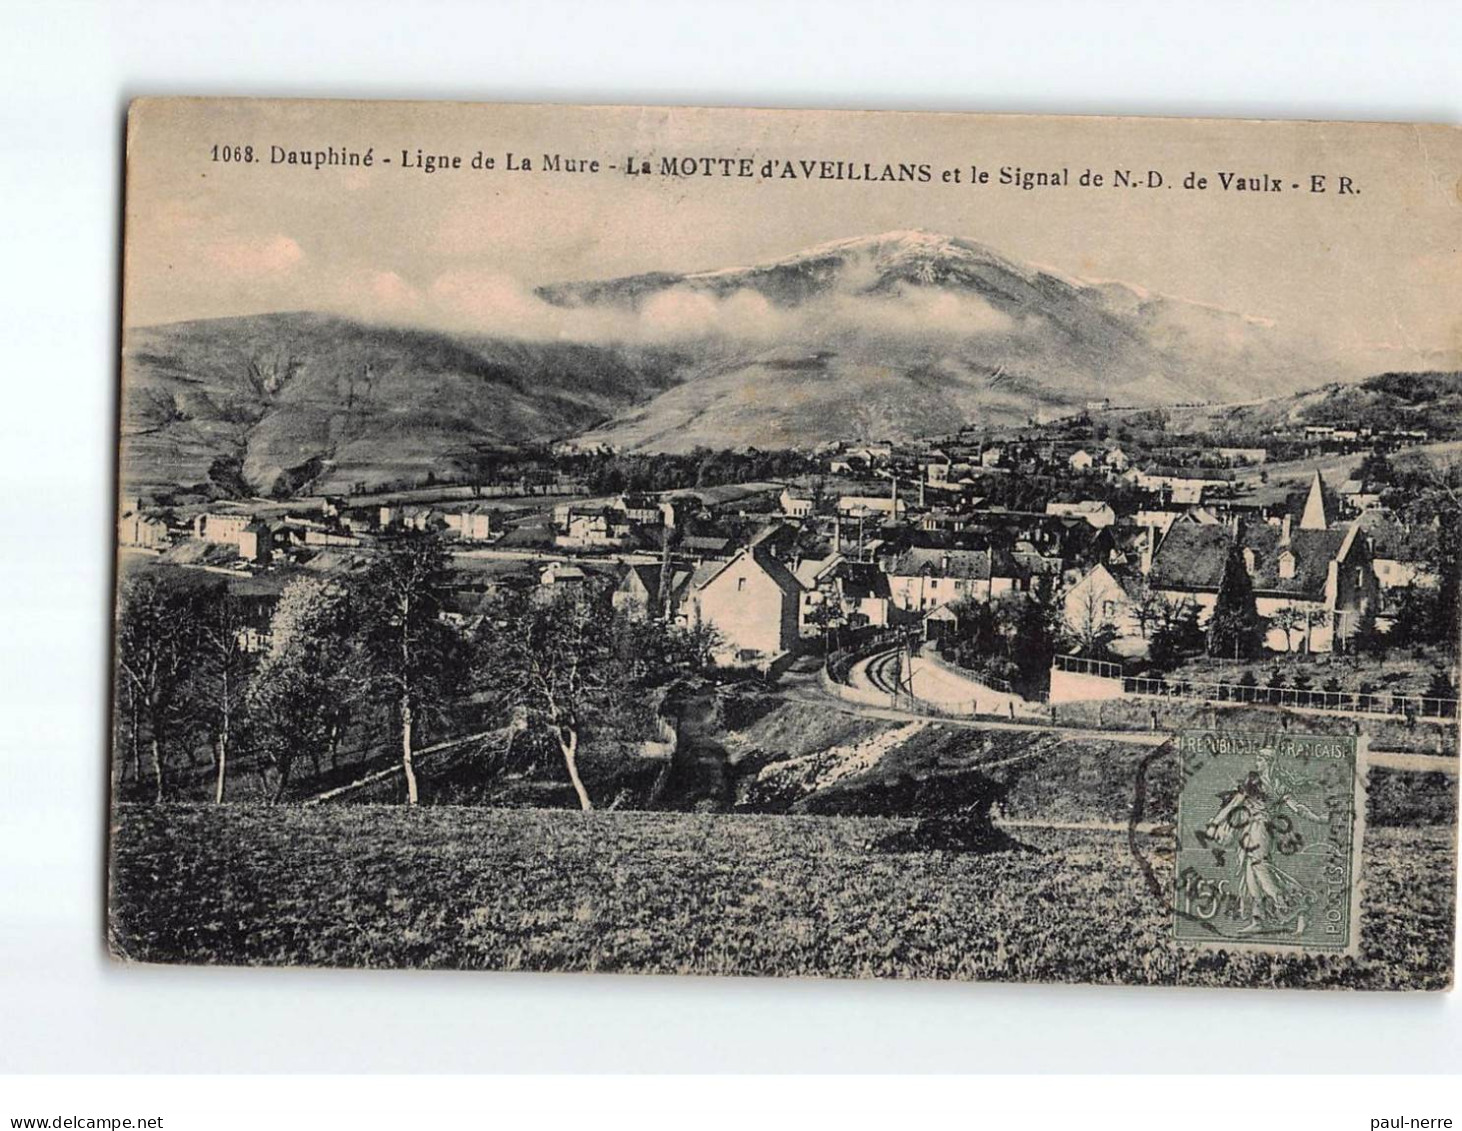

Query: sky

[124,99,1462,369]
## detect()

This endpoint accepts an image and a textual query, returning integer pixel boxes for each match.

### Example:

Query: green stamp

[1175,730,1363,952]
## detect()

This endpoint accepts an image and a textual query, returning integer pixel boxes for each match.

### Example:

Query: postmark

[1174,729,1364,954]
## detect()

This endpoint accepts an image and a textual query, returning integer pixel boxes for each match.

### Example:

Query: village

[116,402,1460,728]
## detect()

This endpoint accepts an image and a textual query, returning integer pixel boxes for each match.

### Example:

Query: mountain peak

[686,229,1016,282]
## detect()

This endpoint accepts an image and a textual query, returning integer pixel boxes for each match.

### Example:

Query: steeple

[1300,469,1329,531]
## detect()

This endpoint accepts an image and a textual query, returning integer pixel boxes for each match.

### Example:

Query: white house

[193,513,250,544]
[684,547,803,665]
[119,512,169,550]
[443,506,494,541]
[837,495,907,519]
[779,487,815,518]
[1062,563,1150,656]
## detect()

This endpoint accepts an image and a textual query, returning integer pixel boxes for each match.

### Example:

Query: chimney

[1141,525,1155,576]
[833,513,842,553]
[1280,514,1292,546]
[941,552,951,573]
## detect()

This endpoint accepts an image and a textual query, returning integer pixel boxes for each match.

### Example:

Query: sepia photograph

[107,98,1459,991]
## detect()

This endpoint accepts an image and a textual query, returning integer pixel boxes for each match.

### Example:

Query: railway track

[863,648,905,696]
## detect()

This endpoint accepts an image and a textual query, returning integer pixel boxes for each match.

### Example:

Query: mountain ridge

[122,231,1360,491]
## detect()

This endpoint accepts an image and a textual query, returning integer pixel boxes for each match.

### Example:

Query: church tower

[1299,468,1329,531]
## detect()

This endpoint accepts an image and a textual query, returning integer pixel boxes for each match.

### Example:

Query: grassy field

[109,804,1455,989]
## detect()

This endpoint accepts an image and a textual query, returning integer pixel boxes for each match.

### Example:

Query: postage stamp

[1174,730,1365,954]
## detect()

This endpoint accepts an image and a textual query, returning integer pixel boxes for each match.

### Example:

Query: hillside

[122,232,1365,493]
[545,231,1344,452]
[121,313,685,496]
[1137,370,1462,443]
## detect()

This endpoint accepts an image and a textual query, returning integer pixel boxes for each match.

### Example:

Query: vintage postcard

[110,98,1460,989]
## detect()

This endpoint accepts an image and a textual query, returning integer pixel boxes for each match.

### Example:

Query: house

[1145,510,1377,653]
[1337,479,1383,514]
[882,547,998,614]
[238,521,273,564]
[613,563,695,619]
[680,533,735,560]
[684,547,803,664]
[193,513,250,544]
[922,602,962,640]
[302,528,361,548]
[340,510,375,535]
[537,562,587,590]
[443,506,494,541]
[1103,448,1131,472]
[1068,449,1096,472]
[923,452,953,484]
[837,494,907,519]
[1357,511,1438,591]
[555,507,631,549]
[118,511,169,550]
[1135,509,1183,536]
[920,507,964,533]
[1063,563,1151,656]
[979,445,1004,469]
[779,487,815,518]
[794,554,892,636]
[1216,447,1268,466]
[399,506,436,533]
[1045,500,1116,529]
[612,493,663,526]
[747,521,799,559]
[1130,467,1231,504]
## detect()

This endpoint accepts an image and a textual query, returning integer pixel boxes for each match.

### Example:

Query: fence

[825,628,919,686]
[1053,653,1124,680]
[819,669,1021,724]
[1053,654,1460,722]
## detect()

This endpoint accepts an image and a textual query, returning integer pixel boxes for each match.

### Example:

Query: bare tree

[484,582,678,812]
[1131,578,1164,641]
[1066,584,1117,659]
[116,576,202,802]
[193,584,252,803]
[355,533,464,805]
[1271,606,1305,654]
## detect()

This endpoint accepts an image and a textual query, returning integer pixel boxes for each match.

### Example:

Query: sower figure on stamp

[1199,749,1327,936]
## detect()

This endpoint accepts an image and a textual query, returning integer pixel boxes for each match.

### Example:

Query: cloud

[320,261,1023,350]
[208,234,305,277]
[637,287,790,342]
[829,285,1015,338]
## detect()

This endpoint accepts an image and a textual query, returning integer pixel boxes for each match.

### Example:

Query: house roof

[697,546,805,597]
[681,534,734,554]
[832,560,892,600]
[794,554,842,588]
[883,547,992,581]
[748,521,796,549]
[1356,510,1430,562]
[1148,520,1352,600]
[617,563,694,603]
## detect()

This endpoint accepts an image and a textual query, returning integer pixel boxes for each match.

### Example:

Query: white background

[1,0,1459,1075]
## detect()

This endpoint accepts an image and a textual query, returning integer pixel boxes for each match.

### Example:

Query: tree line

[114,534,712,808]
